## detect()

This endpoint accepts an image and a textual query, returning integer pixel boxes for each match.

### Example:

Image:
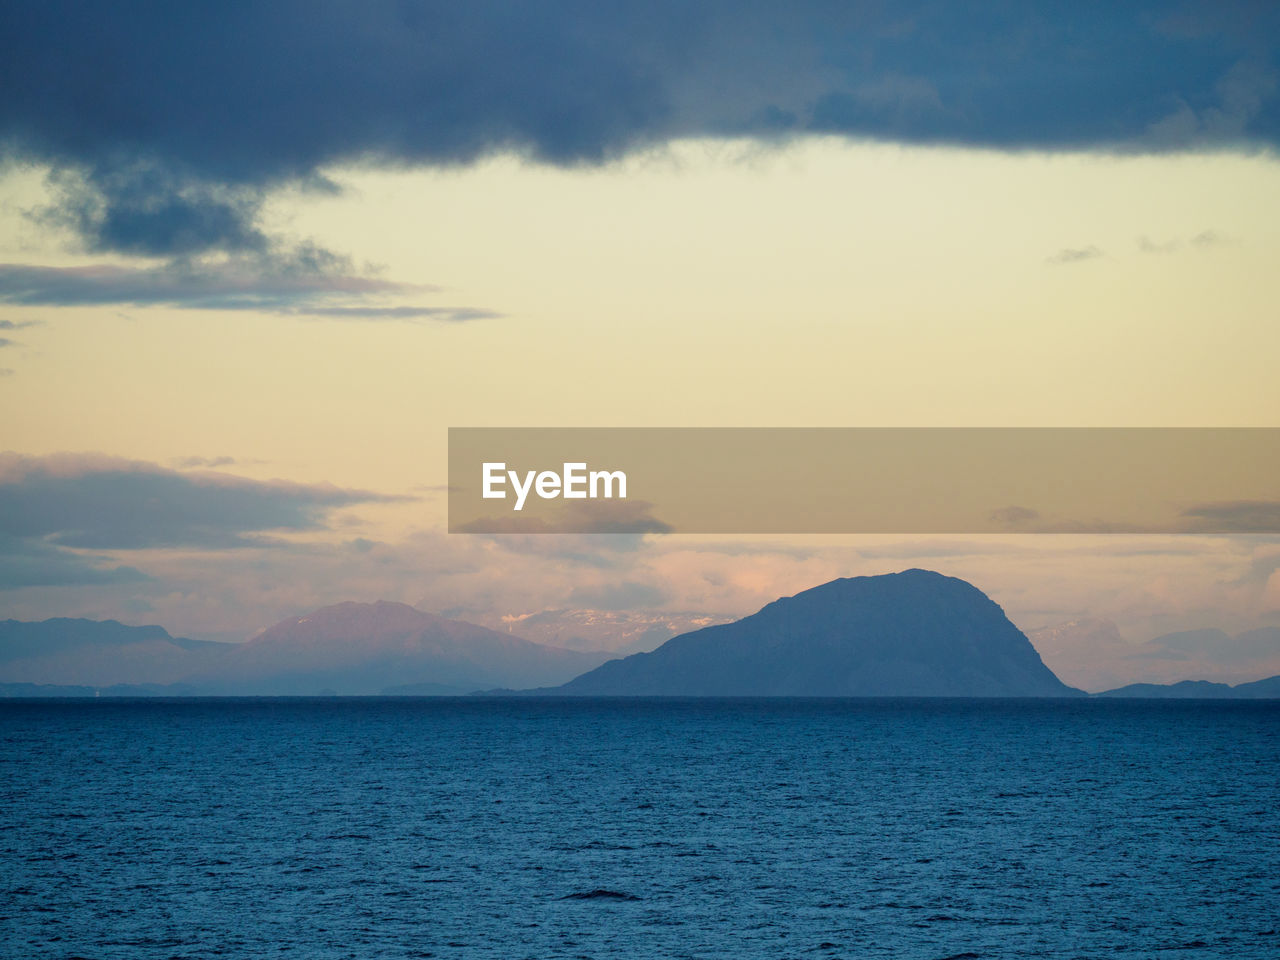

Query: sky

[2,2,1279,689]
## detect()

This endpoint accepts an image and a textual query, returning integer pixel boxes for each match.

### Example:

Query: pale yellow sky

[2,139,1279,673]
[4,140,1279,505]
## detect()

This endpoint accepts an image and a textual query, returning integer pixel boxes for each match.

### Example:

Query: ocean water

[2,698,1277,959]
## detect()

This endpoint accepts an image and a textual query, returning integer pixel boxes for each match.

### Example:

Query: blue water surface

[2,697,1278,959]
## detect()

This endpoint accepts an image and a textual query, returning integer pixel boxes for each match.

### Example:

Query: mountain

[1094,679,1235,698]
[0,618,231,687]
[1235,675,1280,698]
[548,569,1083,697]
[187,601,612,695]
[1,603,614,696]
[1095,675,1280,698]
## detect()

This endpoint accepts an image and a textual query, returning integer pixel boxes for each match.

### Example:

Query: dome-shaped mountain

[554,570,1082,697]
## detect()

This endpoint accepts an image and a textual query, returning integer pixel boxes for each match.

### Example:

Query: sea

[2,697,1277,959]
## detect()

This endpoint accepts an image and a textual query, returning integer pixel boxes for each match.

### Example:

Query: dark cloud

[0,337,14,348]
[1181,500,1280,533]
[0,534,148,590]
[37,162,270,257]
[0,320,40,330]
[1047,245,1105,265]
[2,2,1277,257]
[0,259,496,322]
[0,453,408,549]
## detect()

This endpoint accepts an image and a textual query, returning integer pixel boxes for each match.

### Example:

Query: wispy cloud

[1138,236,1180,254]
[1138,230,1232,253]
[0,259,498,322]
[1047,246,1105,265]
[171,455,242,469]
[1191,229,1228,247]
[300,305,499,323]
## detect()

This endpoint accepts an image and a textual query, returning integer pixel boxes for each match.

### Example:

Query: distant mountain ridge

[0,618,227,687]
[188,601,610,695]
[4,581,1278,697]
[0,603,611,695]
[548,569,1084,697]
[1094,675,1280,699]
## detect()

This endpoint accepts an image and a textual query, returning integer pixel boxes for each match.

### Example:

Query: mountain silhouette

[1094,675,1280,698]
[550,570,1083,697]
[187,600,610,695]
[0,617,228,687]
[1,604,611,695]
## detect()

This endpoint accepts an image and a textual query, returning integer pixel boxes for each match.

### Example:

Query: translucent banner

[448,428,1280,534]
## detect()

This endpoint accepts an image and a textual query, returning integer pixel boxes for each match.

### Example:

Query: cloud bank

[2,2,1277,256]
[0,452,407,552]
[0,534,147,589]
